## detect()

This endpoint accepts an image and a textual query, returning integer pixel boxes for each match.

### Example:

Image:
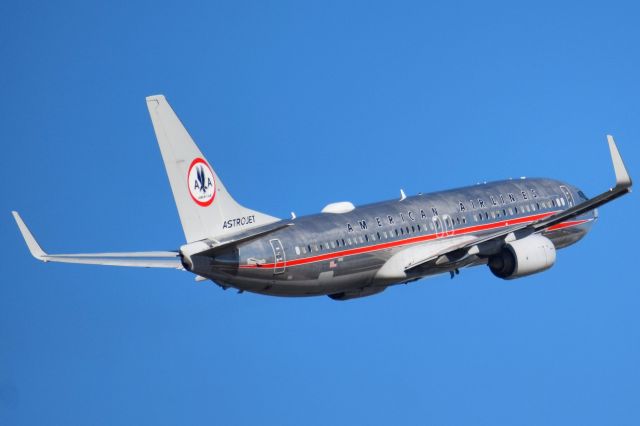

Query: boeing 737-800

[13,96,633,300]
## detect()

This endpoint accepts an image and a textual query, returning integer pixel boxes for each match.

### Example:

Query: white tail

[146,95,279,242]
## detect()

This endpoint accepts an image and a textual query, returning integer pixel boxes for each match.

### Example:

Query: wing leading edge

[400,135,632,276]
[12,212,183,269]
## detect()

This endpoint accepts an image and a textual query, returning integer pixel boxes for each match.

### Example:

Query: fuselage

[192,177,596,297]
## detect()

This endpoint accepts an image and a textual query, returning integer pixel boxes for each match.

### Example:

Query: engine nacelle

[488,235,556,280]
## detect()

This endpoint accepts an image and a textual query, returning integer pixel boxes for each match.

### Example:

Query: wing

[529,135,631,231]
[381,135,632,280]
[12,212,183,269]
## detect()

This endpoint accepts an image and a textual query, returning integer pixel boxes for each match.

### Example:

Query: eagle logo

[187,158,216,206]
[196,165,209,193]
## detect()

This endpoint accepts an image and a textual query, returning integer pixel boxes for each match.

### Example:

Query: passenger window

[295,246,301,255]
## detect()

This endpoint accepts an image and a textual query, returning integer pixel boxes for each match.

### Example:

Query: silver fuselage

[192,178,595,297]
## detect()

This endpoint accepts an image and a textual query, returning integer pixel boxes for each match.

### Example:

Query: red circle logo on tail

[187,158,216,206]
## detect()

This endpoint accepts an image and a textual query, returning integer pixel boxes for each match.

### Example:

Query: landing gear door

[269,239,286,274]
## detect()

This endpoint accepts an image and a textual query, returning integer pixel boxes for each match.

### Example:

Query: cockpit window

[578,190,589,201]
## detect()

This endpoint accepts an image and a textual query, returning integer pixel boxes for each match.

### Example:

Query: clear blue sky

[1,1,639,425]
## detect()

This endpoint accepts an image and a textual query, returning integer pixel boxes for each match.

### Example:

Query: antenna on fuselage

[399,189,407,201]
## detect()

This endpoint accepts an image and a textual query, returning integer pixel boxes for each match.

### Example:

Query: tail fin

[146,95,279,243]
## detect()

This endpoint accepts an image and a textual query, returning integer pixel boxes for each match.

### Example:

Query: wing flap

[375,235,478,281]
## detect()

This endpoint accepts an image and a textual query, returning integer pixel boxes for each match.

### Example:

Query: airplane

[13,95,633,300]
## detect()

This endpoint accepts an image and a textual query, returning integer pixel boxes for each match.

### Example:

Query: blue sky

[1,1,639,425]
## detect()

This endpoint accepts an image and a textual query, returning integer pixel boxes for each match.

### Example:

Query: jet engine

[488,235,556,280]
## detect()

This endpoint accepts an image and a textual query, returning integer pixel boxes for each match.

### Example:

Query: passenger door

[559,185,575,207]
[269,239,286,274]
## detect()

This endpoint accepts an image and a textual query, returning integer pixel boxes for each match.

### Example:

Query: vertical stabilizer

[146,95,279,242]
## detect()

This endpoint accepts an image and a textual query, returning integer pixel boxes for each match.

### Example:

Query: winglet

[12,211,47,260]
[607,135,632,188]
